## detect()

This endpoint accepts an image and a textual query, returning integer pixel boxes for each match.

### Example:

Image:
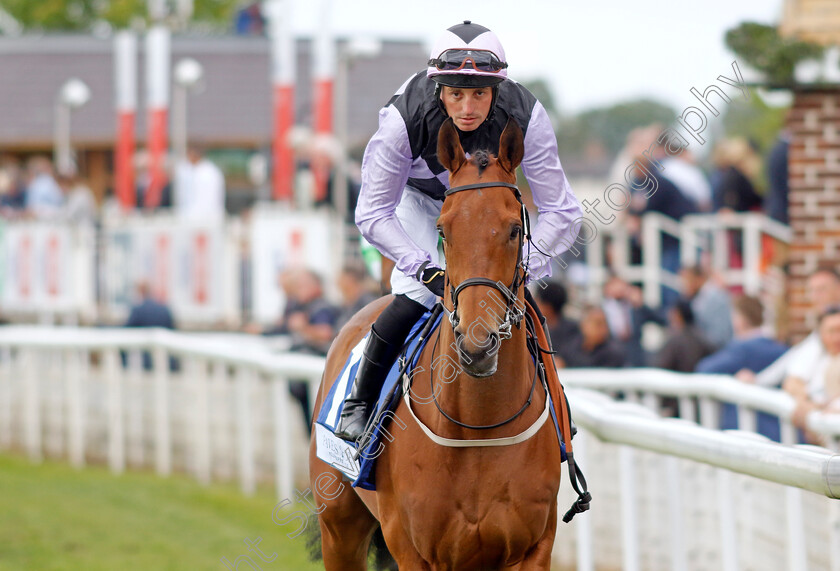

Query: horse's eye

[437,227,446,240]
[509,226,522,240]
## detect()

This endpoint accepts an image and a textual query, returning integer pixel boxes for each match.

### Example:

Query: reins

[427,310,541,431]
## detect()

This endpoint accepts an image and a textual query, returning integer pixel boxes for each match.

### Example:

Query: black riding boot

[334,325,403,442]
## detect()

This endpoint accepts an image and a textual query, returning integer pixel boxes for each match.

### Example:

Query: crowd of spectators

[0,155,96,222]
[528,261,840,444]
[0,148,226,223]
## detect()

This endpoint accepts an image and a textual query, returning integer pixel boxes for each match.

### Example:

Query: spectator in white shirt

[57,171,97,225]
[174,145,226,222]
[783,304,840,445]
[739,266,840,387]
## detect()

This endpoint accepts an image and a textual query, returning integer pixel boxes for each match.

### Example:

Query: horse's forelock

[470,150,492,176]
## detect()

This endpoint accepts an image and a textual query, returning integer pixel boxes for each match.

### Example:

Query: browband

[444,180,530,240]
[445,181,521,200]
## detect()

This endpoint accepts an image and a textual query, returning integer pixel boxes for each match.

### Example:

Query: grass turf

[0,453,323,570]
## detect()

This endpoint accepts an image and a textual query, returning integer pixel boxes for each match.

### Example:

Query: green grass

[0,453,323,571]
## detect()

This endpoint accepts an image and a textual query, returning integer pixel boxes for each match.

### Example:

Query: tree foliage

[722,96,787,154]
[2,0,241,31]
[556,98,676,158]
[724,22,824,86]
[521,79,560,121]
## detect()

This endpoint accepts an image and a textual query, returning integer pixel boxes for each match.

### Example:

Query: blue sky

[291,0,784,113]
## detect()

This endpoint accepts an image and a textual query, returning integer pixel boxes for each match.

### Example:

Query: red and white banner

[101,215,228,323]
[114,31,137,211]
[249,206,339,324]
[0,223,95,316]
[144,26,170,209]
[265,0,295,202]
[312,0,334,202]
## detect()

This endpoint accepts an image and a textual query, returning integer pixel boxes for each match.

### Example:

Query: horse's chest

[395,456,558,565]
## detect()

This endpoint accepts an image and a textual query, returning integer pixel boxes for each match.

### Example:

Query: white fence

[1,326,838,570]
[0,221,96,321]
[584,211,792,307]
[0,206,345,326]
[555,390,840,571]
[562,368,840,448]
[0,210,789,326]
[0,325,324,501]
[100,214,239,324]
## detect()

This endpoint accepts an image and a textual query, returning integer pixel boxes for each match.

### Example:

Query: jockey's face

[440,86,492,132]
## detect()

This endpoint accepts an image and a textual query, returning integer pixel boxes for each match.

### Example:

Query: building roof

[780,0,840,45]
[0,34,427,149]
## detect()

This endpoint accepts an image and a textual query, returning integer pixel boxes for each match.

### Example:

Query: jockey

[335,20,583,442]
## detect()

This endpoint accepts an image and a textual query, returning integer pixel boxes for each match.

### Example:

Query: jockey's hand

[421,265,446,298]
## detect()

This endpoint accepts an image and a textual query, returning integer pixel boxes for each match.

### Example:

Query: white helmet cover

[427,21,508,88]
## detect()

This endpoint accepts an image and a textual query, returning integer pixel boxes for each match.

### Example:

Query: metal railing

[560,389,840,571]
[561,367,840,448]
[680,212,792,295]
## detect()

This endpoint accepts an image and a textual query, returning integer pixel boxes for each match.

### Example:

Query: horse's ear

[437,118,467,174]
[497,118,524,174]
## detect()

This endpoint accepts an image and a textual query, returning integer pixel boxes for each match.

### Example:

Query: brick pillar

[787,87,840,341]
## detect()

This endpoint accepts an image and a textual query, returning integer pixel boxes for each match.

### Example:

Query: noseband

[441,180,531,339]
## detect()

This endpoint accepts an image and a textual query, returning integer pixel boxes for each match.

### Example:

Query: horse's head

[436,117,526,377]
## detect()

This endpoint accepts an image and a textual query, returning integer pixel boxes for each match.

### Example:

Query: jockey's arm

[519,100,583,283]
[355,105,432,283]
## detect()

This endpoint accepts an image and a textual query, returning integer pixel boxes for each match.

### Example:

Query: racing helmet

[427,21,508,88]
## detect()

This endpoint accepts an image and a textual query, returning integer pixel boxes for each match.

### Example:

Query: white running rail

[0,327,838,570]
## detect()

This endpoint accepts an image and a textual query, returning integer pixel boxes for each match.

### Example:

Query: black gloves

[419,264,445,297]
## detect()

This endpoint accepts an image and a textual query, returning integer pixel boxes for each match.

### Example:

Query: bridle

[441,180,531,340]
[417,178,542,432]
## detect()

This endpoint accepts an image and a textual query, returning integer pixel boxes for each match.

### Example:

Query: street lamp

[54,78,91,176]
[172,57,204,162]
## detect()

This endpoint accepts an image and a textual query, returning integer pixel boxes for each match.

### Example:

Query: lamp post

[172,57,204,162]
[54,78,91,176]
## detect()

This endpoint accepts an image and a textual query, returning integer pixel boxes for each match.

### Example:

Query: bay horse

[309,117,564,569]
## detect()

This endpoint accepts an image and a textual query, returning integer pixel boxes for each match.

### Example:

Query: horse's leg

[379,518,432,571]
[507,502,558,571]
[317,481,379,571]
